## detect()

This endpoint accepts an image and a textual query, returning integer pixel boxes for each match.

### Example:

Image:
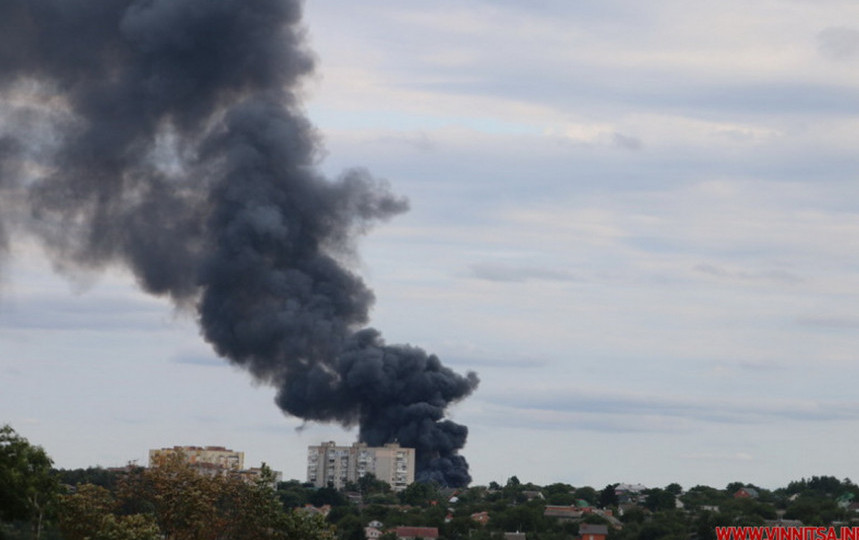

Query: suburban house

[395,526,439,539]
[734,487,760,499]
[580,524,609,540]
[471,511,490,525]
[299,504,331,518]
[543,505,584,521]
[615,483,648,504]
[523,490,545,501]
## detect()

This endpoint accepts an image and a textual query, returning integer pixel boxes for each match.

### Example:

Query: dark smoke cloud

[0,0,478,486]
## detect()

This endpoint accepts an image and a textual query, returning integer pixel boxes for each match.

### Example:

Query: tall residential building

[149,445,244,476]
[307,441,415,491]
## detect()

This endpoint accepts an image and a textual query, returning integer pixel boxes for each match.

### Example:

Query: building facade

[148,445,244,475]
[307,441,415,491]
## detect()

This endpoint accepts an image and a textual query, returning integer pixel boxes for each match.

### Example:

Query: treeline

[283,475,859,540]
[3,424,858,540]
[0,425,333,540]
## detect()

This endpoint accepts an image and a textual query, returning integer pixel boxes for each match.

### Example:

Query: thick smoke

[0,0,478,486]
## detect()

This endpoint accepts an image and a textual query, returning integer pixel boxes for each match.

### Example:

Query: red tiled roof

[396,526,439,538]
[544,505,583,518]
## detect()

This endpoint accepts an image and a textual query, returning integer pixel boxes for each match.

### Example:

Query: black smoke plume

[0,0,479,486]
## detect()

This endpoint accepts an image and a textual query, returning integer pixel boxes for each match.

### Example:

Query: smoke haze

[0,0,478,486]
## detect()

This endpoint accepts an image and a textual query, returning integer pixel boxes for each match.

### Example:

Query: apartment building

[307,441,415,491]
[149,445,244,475]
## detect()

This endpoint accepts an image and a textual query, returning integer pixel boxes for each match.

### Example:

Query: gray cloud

[795,316,859,330]
[376,131,437,152]
[0,295,168,331]
[817,27,859,60]
[693,263,804,285]
[451,355,548,369]
[612,132,643,150]
[470,262,578,283]
[681,451,754,462]
[481,388,859,432]
[171,354,225,367]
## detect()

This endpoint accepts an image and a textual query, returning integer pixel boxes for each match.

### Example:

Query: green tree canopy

[599,484,619,508]
[643,488,676,512]
[0,425,59,539]
[57,484,160,540]
[57,453,336,540]
[665,483,683,496]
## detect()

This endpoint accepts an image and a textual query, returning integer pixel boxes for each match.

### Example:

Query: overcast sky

[4,0,859,491]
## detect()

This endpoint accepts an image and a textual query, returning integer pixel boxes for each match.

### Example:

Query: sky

[3,0,859,491]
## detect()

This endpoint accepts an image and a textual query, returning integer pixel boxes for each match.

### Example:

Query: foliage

[720,497,777,522]
[725,482,746,495]
[55,467,122,490]
[599,484,619,508]
[784,496,847,525]
[58,484,160,540]
[310,486,349,507]
[57,454,335,540]
[399,481,441,506]
[9,425,859,540]
[620,507,647,525]
[276,480,312,509]
[574,486,598,506]
[783,476,856,499]
[664,483,683,496]
[642,488,675,512]
[357,474,391,496]
[0,425,60,539]
[494,500,548,534]
[681,485,729,509]
[282,512,336,540]
[544,483,576,505]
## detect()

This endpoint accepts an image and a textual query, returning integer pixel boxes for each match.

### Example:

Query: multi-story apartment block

[149,445,244,476]
[307,441,415,491]
[148,445,283,486]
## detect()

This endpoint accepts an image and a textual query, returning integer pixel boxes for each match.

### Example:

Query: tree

[725,482,745,495]
[309,486,348,507]
[643,488,676,512]
[495,504,545,534]
[665,483,683,496]
[357,474,391,497]
[681,485,728,509]
[276,480,311,509]
[574,486,598,506]
[119,454,225,539]
[599,484,619,508]
[544,483,575,505]
[784,497,846,526]
[329,513,364,540]
[400,481,440,506]
[281,513,335,540]
[113,453,335,539]
[55,467,121,490]
[0,425,59,540]
[57,484,160,540]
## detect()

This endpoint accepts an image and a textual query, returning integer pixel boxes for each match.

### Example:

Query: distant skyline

[4,0,859,491]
